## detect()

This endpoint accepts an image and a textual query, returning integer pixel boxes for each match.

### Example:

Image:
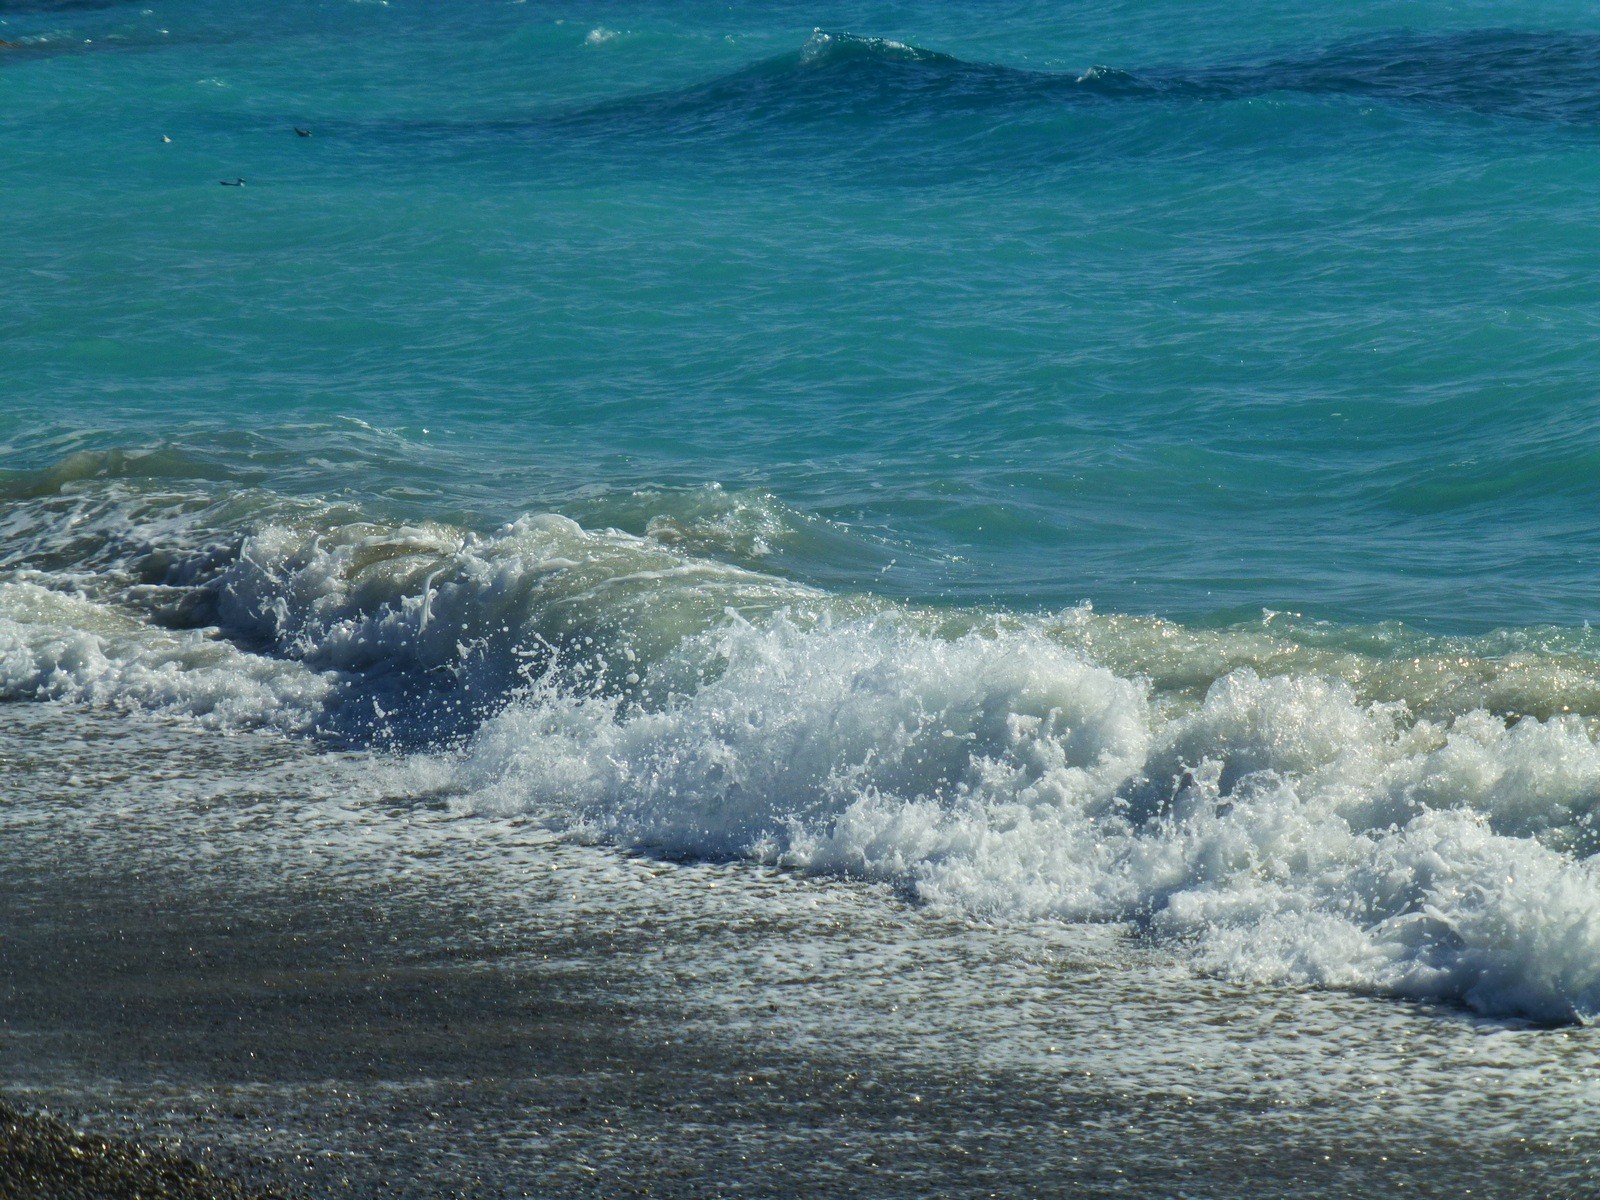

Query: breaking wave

[3,461,1598,1022]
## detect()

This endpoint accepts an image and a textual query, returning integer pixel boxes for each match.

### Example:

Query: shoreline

[0,1097,287,1200]
[2,705,1596,1198]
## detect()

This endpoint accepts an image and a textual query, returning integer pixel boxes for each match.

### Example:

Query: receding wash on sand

[3,0,1599,1195]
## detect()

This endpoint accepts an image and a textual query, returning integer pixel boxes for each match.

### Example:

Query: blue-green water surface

[8,0,1600,630]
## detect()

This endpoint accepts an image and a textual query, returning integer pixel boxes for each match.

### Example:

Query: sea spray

[2,479,1598,1020]
[453,611,1600,1023]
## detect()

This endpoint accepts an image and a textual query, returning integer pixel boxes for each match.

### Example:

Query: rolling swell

[2,460,1600,1022]
[543,28,1600,141]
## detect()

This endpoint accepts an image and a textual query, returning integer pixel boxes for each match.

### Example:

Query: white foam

[0,581,329,729]
[451,617,1600,1023]
[4,478,1599,1021]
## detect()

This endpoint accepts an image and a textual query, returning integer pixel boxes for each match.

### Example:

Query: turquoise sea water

[6,0,1600,1049]
[10,0,1600,626]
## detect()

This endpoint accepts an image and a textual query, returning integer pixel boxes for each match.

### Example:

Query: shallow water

[4,705,1597,1197]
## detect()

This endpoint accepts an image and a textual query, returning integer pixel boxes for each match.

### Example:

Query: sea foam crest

[454,615,1600,1023]
[0,580,328,729]
[799,29,955,67]
[205,511,821,672]
[3,481,1598,1021]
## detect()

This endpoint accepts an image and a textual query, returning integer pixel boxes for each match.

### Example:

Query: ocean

[3,0,1599,1194]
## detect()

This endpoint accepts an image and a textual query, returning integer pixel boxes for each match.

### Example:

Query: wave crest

[452,621,1600,1023]
[3,470,1600,1021]
[798,29,961,69]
